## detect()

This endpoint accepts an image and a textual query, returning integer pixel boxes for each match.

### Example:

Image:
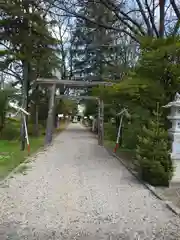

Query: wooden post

[35,104,39,136]
[98,99,104,146]
[45,84,56,144]
[101,100,104,146]
[98,99,101,145]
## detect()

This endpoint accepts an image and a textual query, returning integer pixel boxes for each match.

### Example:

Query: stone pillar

[163,92,180,183]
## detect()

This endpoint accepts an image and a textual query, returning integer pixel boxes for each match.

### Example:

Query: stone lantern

[163,92,180,182]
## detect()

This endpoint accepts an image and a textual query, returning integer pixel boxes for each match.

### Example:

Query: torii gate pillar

[45,84,56,144]
[98,99,104,146]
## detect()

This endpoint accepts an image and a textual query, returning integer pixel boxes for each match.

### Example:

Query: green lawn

[0,120,68,180]
[0,136,44,179]
[104,139,136,168]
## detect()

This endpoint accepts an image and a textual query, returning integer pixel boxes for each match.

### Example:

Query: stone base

[171,159,180,184]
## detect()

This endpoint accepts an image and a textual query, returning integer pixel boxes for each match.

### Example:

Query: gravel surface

[0,123,180,240]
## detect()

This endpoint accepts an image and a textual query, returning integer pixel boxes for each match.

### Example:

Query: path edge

[82,124,180,217]
[105,146,180,217]
[0,123,69,186]
[0,142,53,186]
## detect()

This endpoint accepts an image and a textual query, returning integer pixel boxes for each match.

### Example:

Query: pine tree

[136,105,173,186]
[1,0,59,84]
[1,0,59,149]
[70,0,120,81]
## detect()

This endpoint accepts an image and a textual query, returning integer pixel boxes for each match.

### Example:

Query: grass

[0,120,68,180]
[104,139,136,169]
[0,136,44,179]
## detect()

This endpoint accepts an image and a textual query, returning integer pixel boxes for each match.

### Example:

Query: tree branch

[135,0,152,36]
[144,0,159,37]
[2,69,22,82]
[48,7,140,43]
[172,19,180,35]
[170,0,180,19]
[99,0,146,36]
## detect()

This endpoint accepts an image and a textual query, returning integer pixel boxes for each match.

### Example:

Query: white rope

[12,106,23,117]
[11,104,30,117]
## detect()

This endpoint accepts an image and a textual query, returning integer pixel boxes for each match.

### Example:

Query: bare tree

[44,0,180,43]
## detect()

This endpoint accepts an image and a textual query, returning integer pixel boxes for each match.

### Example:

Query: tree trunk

[21,60,28,151]
[33,104,39,136]
[69,46,73,79]
[21,1,29,151]
[101,100,104,146]
[159,0,165,37]
[0,118,4,134]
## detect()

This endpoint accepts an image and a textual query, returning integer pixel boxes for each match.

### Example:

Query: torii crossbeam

[36,78,113,88]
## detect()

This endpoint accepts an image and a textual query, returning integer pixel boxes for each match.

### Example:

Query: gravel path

[0,123,180,240]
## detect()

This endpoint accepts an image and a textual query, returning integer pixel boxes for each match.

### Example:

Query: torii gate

[36,78,112,146]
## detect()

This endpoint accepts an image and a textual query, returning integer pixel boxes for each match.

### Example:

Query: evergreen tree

[136,106,173,186]
[70,0,120,81]
[1,0,60,149]
[1,0,59,92]
[136,37,180,105]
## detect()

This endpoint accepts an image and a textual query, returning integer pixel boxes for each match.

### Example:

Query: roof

[163,101,180,108]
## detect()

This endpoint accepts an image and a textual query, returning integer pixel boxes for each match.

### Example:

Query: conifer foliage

[136,105,173,186]
[70,0,123,81]
[0,0,59,78]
